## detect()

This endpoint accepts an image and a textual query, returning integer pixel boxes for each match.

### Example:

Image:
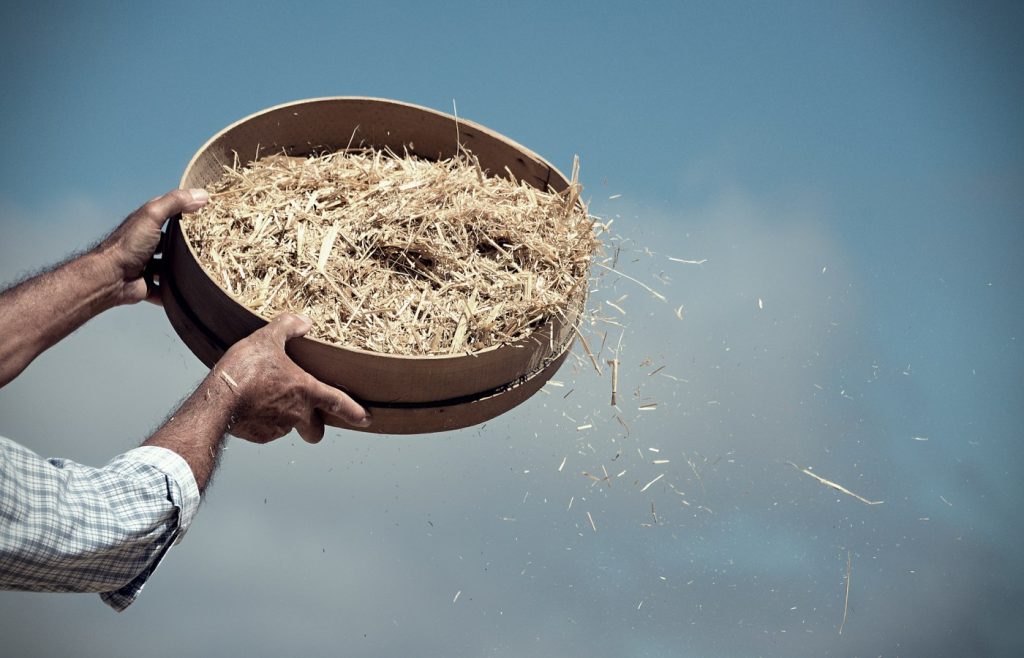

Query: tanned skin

[0,189,370,491]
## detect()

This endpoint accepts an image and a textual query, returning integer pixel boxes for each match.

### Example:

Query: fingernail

[355,412,372,427]
[296,313,311,324]
[188,188,210,204]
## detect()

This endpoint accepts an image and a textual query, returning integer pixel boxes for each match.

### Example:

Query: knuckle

[142,190,188,221]
[141,197,167,219]
[167,188,191,206]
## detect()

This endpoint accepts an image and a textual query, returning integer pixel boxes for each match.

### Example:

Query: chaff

[593,263,666,301]
[640,473,664,493]
[839,551,852,634]
[788,462,884,505]
[574,325,603,375]
[218,370,239,392]
[607,358,619,406]
[182,148,597,355]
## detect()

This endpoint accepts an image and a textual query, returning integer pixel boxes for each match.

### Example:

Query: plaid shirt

[0,435,200,611]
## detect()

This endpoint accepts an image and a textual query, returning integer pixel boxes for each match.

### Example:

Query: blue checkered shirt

[0,435,200,611]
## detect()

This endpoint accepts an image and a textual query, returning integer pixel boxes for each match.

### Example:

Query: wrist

[78,249,130,310]
[202,367,243,426]
[144,372,236,493]
[152,372,237,445]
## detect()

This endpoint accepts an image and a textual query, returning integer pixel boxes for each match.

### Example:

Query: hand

[213,313,371,444]
[96,188,210,306]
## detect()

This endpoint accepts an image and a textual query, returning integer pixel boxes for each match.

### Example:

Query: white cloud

[0,189,1010,656]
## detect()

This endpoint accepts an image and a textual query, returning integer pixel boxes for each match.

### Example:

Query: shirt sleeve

[0,436,201,612]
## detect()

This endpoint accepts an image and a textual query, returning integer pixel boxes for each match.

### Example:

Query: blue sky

[2,1,1023,656]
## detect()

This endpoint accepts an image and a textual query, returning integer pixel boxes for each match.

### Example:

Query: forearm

[144,370,238,492]
[0,250,122,387]
[0,190,212,389]
[0,437,200,611]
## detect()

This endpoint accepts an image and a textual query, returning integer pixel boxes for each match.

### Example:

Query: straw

[181,148,597,355]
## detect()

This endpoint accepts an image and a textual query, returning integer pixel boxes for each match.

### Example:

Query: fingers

[120,278,150,305]
[144,287,164,306]
[295,410,326,444]
[264,313,313,347]
[306,377,372,427]
[137,188,210,228]
[229,422,280,444]
[222,314,369,445]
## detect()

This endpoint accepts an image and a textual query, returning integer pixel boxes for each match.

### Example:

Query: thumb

[264,313,313,346]
[136,188,210,228]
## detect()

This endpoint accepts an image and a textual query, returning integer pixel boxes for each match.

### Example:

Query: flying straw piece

[586,511,597,532]
[558,456,567,472]
[668,257,707,265]
[787,462,884,505]
[607,358,619,406]
[574,325,603,375]
[675,305,684,320]
[597,331,609,363]
[640,473,665,493]
[605,300,626,316]
[687,457,706,496]
[839,551,851,635]
[452,99,461,151]
[594,263,666,301]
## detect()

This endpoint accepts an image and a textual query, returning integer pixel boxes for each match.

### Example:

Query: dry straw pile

[181,148,597,355]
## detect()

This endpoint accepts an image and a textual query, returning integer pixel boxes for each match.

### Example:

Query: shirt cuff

[118,446,201,542]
